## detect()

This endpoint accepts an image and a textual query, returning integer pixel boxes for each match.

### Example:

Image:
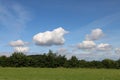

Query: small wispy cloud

[0,2,31,37]
[73,12,120,36]
[84,12,120,29]
[97,43,112,51]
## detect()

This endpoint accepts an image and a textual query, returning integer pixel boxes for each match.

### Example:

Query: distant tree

[79,60,87,68]
[116,59,120,69]
[0,50,120,69]
[9,52,28,67]
[88,61,103,68]
[46,50,57,68]
[102,59,117,68]
[67,56,79,68]
[0,56,9,67]
[56,55,67,67]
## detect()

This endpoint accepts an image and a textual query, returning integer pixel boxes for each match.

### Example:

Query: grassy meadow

[0,68,120,80]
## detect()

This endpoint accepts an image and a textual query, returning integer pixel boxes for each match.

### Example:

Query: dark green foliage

[9,52,29,67]
[116,59,120,69]
[66,56,79,68]
[0,56,9,67]
[102,59,117,68]
[0,50,120,69]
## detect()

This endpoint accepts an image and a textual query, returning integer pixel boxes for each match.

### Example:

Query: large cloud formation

[76,28,114,58]
[9,40,29,52]
[33,27,68,46]
[86,28,104,41]
[77,40,96,50]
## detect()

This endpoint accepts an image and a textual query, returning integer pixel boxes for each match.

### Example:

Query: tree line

[0,50,120,69]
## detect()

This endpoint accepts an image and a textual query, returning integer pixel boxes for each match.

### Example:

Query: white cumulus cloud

[9,40,28,47]
[77,40,96,50]
[33,27,68,46]
[97,43,112,51]
[14,47,29,53]
[9,40,29,53]
[86,28,104,41]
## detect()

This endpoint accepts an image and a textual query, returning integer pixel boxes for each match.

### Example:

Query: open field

[0,68,120,80]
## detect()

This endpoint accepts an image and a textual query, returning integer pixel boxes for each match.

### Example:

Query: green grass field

[0,68,120,80]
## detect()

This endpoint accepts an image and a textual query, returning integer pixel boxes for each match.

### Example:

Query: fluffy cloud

[9,40,28,47]
[56,28,120,61]
[77,40,96,50]
[86,28,104,41]
[9,40,29,52]
[33,27,68,46]
[115,48,120,54]
[97,43,112,51]
[14,47,29,52]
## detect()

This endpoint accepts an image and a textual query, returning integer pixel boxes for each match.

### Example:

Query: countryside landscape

[0,0,120,80]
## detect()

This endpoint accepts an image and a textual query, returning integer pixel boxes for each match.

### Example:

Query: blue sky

[0,0,120,60]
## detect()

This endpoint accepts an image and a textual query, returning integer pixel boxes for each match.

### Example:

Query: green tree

[116,59,120,69]
[67,56,79,68]
[0,56,9,67]
[9,52,28,67]
[56,55,67,67]
[46,50,57,68]
[102,59,117,68]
